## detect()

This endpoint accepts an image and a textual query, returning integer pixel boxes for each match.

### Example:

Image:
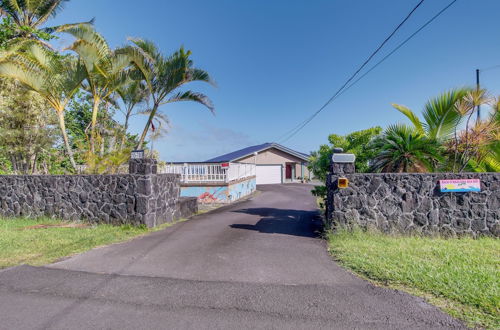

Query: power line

[276,0,426,142]
[279,0,458,144]
[479,64,500,72]
[333,0,459,101]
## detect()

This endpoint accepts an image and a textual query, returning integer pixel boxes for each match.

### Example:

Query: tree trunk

[42,159,49,174]
[100,135,105,156]
[30,153,37,175]
[136,102,158,150]
[452,128,458,173]
[10,155,18,174]
[459,111,476,172]
[108,135,116,153]
[90,97,100,154]
[57,110,77,171]
[120,105,133,150]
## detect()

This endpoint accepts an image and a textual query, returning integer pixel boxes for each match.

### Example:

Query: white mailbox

[332,153,356,163]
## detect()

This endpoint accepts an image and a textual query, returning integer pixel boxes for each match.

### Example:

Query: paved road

[0,184,464,329]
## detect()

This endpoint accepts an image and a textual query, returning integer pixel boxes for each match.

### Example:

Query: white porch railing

[160,163,256,184]
[226,163,256,183]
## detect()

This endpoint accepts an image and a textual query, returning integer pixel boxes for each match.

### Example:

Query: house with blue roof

[206,142,311,184]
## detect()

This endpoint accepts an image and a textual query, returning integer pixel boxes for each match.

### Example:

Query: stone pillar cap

[331,153,356,163]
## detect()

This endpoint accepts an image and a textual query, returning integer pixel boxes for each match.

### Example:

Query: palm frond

[162,90,215,114]
[188,68,215,86]
[422,88,470,140]
[0,61,46,92]
[392,103,424,135]
[0,38,34,61]
[369,123,443,173]
[129,38,160,60]
[0,0,21,24]
[34,0,68,26]
[43,18,94,34]
[59,24,111,58]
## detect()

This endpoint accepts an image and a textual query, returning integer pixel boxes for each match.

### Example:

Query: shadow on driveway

[230,208,323,238]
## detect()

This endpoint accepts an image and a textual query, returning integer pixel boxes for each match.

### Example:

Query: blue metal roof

[205,143,310,162]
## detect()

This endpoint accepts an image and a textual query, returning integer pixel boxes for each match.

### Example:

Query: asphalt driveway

[0,184,464,329]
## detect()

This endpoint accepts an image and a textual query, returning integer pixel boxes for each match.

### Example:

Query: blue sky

[51,0,500,161]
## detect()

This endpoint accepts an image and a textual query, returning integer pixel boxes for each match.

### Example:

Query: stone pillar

[329,148,356,175]
[326,149,356,224]
[129,158,158,175]
[128,158,157,227]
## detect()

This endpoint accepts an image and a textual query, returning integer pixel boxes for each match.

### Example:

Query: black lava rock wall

[0,159,197,227]
[326,170,500,237]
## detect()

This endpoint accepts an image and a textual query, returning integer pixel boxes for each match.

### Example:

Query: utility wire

[276,0,426,142]
[333,0,459,102]
[479,64,500,72]
[279,0,458,144]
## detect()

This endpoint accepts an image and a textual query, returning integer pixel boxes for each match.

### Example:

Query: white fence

[160,163,256,184]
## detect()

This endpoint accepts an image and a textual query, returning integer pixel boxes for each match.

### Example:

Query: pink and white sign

[439,179,481,192]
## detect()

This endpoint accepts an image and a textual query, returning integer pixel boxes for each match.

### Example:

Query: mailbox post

[330,149,356,175]
[326,148,356,223]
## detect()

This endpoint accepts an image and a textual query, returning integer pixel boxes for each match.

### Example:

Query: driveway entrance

[0,184,464,329]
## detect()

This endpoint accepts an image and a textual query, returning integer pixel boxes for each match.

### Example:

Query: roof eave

[232,143,310,162]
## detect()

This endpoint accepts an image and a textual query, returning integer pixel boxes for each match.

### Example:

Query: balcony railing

[160,162,256,184]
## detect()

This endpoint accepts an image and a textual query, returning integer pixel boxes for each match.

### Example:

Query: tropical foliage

[0,78,57,174]
[308,126,382,182]
[308,127,382,199]
[0,0,215,174]
[0,0,90,47]
[59,24,132,153]
[0,43,86,169]
[311,88,500,176]
[392,88,470,141]
[124,39,215,149]
[369,124,443,173]
[390,89,499,172]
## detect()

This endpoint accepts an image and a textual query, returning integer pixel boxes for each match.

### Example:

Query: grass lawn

[0,217,181,269]
[327,230,500,329]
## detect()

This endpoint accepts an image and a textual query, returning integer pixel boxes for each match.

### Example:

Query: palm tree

[116,79,149,149]
[455,98,500,172]
[392,88,471,141]
[124,39,215,149]
[0,43,86,169]
[0,38,29,61]
[369,124,443,173]
[146,113,169,157]
[0,0,91,42]
[450,89,492,171]
[59,24,131,153]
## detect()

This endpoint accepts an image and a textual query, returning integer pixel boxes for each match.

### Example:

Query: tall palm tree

[0,43,86,169]
[124,39,215,149]
[392,88,471,141]
[0,0,90,42]
[58,24,131,153]
[369,124,443,173]
[116,79,149,149]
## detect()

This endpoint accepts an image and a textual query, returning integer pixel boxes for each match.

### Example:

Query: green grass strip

[0,217,183,269]
[327,229,500,329]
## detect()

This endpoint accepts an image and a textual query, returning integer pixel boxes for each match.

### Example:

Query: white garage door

[256,165,282,185]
